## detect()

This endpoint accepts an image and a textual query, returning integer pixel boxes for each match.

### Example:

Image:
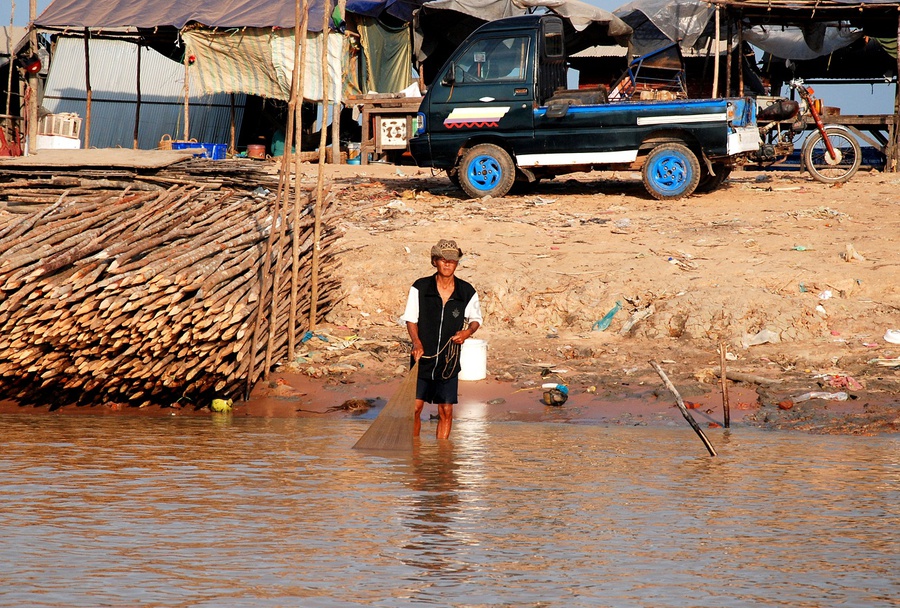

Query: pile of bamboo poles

[0,181,339,407]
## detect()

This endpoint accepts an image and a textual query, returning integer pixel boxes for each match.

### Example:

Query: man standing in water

[401,239,482,439]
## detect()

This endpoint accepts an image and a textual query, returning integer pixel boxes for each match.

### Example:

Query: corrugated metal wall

[42,36,244,150]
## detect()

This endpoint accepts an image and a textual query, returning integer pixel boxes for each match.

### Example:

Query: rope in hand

[418,337,461,380]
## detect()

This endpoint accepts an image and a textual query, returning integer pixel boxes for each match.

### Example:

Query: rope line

[419,337,461,380]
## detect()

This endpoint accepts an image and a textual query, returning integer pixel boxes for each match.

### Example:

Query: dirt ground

[233,160,899,436]
[4,160,899,435]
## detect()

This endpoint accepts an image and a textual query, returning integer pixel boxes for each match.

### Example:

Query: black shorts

[416,376,459,405]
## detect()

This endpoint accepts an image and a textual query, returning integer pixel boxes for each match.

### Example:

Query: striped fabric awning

[183,28,346,102]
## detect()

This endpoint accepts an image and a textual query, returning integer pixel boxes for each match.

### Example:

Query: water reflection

[0,414,897,607]
[402,441,465,574]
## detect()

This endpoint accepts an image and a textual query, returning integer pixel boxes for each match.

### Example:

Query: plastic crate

[38,113,82,139]
[200,142,227,160]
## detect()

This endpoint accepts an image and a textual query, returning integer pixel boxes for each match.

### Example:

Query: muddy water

[1,414,897,607]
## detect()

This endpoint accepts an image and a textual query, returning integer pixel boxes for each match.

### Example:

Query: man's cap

[431,239,462,261]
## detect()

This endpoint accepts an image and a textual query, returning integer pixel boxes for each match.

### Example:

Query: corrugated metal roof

[42,36,244,150]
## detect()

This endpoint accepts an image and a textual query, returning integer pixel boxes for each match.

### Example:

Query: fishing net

[352,362,419,451]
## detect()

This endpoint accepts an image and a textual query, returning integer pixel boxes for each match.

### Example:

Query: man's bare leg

[436,403,453,439]
[414,399,425,436]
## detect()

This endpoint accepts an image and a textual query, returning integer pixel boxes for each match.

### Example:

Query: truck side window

[453,36,529,83]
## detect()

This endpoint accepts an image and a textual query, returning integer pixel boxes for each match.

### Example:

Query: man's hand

[411,339,425,361]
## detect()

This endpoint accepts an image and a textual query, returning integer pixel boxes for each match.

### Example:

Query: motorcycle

[754,78,861,184]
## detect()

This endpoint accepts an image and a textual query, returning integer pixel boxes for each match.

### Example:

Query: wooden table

[347,94,423,165]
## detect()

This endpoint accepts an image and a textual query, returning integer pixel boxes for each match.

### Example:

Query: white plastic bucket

[458,339,487,381]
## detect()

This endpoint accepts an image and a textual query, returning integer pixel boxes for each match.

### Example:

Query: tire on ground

[696,163,732,194]
[458,143,516,198]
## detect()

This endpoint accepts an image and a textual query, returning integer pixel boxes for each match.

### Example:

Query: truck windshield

[452,36,530,83]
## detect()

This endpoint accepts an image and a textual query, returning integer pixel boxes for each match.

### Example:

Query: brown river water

[1,413,897,607]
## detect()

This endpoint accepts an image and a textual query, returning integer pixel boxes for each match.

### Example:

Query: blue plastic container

[171,141,226,160]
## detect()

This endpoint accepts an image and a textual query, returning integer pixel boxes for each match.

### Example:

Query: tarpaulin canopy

[414,0,632,82]
[345,0,426,22]
[744,25,863,60]
[35,0,328,31]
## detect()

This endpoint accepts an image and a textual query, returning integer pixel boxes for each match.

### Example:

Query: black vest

[410,274,477,380]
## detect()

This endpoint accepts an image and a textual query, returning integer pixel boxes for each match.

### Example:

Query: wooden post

[182,37,190,141]
[26,0,38,155]
[133,42,141,149]
[725,18,732,97]
[83,30,92,148]
[4,5,14,118]
[712,6,720,98]
[650,360,717,457]
[290,0,310,358]
[719,342,731,428]
[893,12,900,172]
[229,93,236,154]
[737,15,744,97]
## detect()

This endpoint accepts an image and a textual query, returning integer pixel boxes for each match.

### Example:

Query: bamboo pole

[309,0,331,331]
[719,342,730,428]
[650,360,717,457]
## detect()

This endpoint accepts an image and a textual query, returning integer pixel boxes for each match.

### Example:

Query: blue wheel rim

[647,152,690,196]
[467,154,502,191]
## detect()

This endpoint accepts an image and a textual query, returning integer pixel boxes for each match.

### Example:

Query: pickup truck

[408,14,761,200]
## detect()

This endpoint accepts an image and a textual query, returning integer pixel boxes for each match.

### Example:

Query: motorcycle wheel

[802,127,861,184]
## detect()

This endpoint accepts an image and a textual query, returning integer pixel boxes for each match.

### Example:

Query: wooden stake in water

[719,342,731,428]
[353,363,419,451]
[650,360,717,457]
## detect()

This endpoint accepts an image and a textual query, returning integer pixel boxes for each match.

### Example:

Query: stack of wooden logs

[0,179,340,408]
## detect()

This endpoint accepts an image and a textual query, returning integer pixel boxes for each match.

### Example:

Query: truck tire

[696,163,731,194]
[802,126,861,184]
[458,144,516,198]
[641,143,701,200]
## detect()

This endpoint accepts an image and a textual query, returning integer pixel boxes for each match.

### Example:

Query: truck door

[425,32,535,162]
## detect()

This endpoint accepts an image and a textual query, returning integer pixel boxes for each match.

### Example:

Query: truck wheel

[696,163,731,194]
[802,127,861,184]
[458,144,516,198]
[641,143,701,200]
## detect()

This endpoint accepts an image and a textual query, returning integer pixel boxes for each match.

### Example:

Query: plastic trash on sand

[792,391,848,402]
[542,383,568,406]
[884,329,900,345]
[743,328,780,348]
[592,301,621,331]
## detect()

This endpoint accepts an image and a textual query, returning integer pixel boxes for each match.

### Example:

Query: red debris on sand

[778,400,794,410]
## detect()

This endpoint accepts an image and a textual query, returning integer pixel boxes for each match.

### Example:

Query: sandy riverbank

[3,161,899,434]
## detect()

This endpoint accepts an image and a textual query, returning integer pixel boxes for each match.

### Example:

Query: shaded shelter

[710,0,900,169]
[32,0,342,152]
